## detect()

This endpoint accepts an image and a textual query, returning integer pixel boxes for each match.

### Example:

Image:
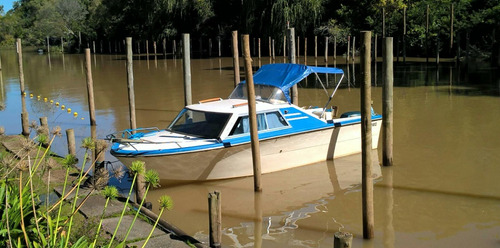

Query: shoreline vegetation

[0,126,186,248]
[0,0,498,63]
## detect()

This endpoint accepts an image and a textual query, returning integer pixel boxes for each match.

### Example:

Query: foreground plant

[107,160,145,247]
[91,186,119,248]
[141,195,174,248]
[119,169,160,246]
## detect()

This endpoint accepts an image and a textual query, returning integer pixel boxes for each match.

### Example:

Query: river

[0,49,499,247]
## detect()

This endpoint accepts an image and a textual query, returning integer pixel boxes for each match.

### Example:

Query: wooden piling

[232,31,240,88]
[173,40,177,56]
[182,34,192,106]
[209,38,212,57]
[16,38,25,95]
[283,36,286,58]
[92,41,96,54]
[315,36,318,59]
[21,112,29,137]
[61,37,64,54]
[382,8,386,38]
[272,39,275,60]
[84,49,97,126]
[146,40,149,58]
[403,7,407,63]
[383,37,394,167]
[426,4,430,63]
[125,37,137,131]
[353,36,356,62]
[163,38,167,58]
[347,36,351,63]
[304,37,308,64]
[334,232,353,248]
[287,28,298,106]
[360,30,374,240]
[268,37,272,57]
[297,36,300,58]
[242,34,262,192]
[208,191,222,248]
[324,37,328,63]
[66,128,76,157]
[334,36,337,61]
[46,36,50,54]
[258,38,261,59]
[450,3,454,51]
[153,41,157,57]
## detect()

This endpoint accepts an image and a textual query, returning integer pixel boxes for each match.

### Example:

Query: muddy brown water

[0,49,499,247]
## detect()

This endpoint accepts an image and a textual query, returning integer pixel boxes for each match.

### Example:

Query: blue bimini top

[238,63,344,103]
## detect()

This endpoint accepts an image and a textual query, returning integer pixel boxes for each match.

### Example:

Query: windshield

[167,109,231,139]
[229,84,287,103]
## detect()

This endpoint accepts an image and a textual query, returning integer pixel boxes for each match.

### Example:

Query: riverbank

[0,133,200,248]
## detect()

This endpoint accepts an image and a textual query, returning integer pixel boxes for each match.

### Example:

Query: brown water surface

[0,49,499,247]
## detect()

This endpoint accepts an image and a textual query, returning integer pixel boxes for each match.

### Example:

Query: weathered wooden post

[162,38,167,58]
[173,40,177,57]
[347,36,351,63]
[383,37,394,167]
[208,191,222,248]
[153,41,157,57]
[287,28,298,106]
[125,37,137,131]
[66,129,76,157]
[334,232,353,248]
[374,34,378,62]
[61,37,64,53]
[382,8,386,38]
[209,38,212,57]
[334,36,337,61]
[84,49,97,126]
[21,112,29,137]
[108,41,112,54]
[297,36,300,58]
[258,38,261,59]
[324,36,328,63]
[283,36,286,58]
[232,31,240,88]
[272,39,276,60]
[360,30,374,239]
[182,34,192,106]
[353,36,356,62]
[16,39,25,95]
[436,36,440,65]
[268,37,272,57]
[218,37,221,57]
[242,34,262,192]
[146,40,149,58]
[46,36,50,53]
[450,3,454,53]
[92,41,96,54]
[315,36,318,59]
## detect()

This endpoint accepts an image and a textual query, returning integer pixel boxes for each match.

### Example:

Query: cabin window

[229,111,289,136]
[168,109,231,139]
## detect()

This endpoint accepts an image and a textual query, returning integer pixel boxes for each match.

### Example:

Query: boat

[108,63,382,181]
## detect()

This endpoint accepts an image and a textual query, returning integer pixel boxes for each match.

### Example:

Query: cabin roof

[187,98,284,114]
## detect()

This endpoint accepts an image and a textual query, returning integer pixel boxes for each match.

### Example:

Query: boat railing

[105,127,160,142]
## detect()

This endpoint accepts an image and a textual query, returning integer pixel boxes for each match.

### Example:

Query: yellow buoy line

[28,92,85,120]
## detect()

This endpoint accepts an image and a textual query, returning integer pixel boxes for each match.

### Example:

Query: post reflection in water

[0,49,499,247]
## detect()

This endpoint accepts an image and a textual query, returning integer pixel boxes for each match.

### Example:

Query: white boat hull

[114,120,382,181]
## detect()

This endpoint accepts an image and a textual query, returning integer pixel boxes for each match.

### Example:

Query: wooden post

[347,36,351,63]
[209,38,212,57]
[100,40,103,54]
[297,36,300,58]
[173,40,177,56]
[218,37,222,57]
[153,41,157,56]
[162,38,167,58]
[39,117,49,147]
[268,36,272,57]
[16,39,25,95]
[315,36,318,59]
[61,37,64,54]
[208,191,222,248]
[360,31,374,239]
[92,41,96,54]
[324,36,328,62]
[283,36,286,58]
[353,36,356,62]
[403,7,407,63]
[258,38,261,59]
[232,31,240,88]
[436,36,440,65]
[383,37,393,167]
[66,129,76,157]
[182,34,192,106]
[46,36,50,53]
[334,232,353,248]
[125,37,137,131]
[146,40,149,58]
[272,39,275,60]
[108,41,112,54]
[252,37,255,56]
[21,112,29,137]
[334,36,337,61]
[84,49,97,126]
[287,28,298,106]
[242,34,262,192]
[375,34,378,62]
